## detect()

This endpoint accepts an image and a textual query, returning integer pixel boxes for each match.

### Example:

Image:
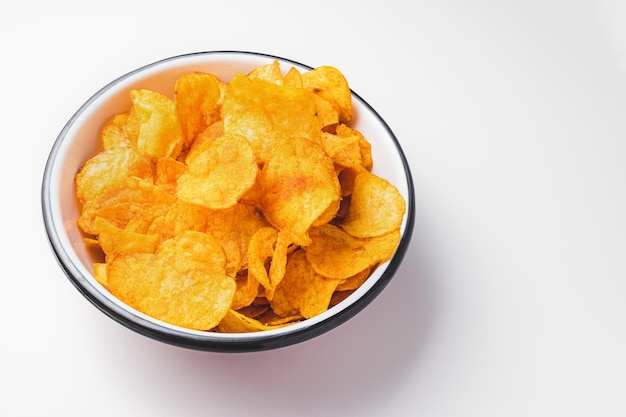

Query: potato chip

[340,171,406,238]
[248,60,284,85]
[101,112,132,150]
[335,267,372,291]
[204,203,269,275]
[259,137,341,246]
[93,262,109,288]
[247,227,279,295]
[305,224,400,279]
[301,66,352,123]
[78,175,173,236]
[311,94,340,131]
[174,72,223,147]
[221,74,321,163]
[267,280,299,318]
[95,217,159,258]
[75,146,153,208]
[128,89,184,160]
[147,200,210,243]
[247,227,290,299]
[337,165,368,197]
[320,131,362,169]
[336,124,373,171]
[272,249,339,319]
[155,157,186,195]
[185,120,224,162]
[176,133,258,210]
[107,231,235,330]
[236,302,270,320]
[283,66,302,88]
[231,272,259,311]
[217,309,289,333]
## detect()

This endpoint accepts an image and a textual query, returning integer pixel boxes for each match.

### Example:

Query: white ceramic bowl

[41,51,415,352]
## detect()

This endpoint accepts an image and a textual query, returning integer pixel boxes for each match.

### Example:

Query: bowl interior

[43,51,414,351]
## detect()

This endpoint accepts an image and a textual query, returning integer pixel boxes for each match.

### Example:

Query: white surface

[2,1,625,416]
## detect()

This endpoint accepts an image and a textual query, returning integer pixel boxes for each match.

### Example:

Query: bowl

[41,51,415,352]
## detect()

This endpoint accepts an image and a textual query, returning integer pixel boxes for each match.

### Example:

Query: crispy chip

[147,200,210,243]
[176,133,258,210]
[259,137,341,246]
[101,112,132,150]
[248,60,284,85]
[321,131,362,169]
[174,72,223,147]
[336,124,372,171]
[204,203,269,275]
[185,120,224,162]
[247,227,290,299]
[222,74,321,163]
[107,231,235,330]
[305,224,400,279]
[301,66,352,123]
[155,157,186,195]
[78,175,173,236]
[311,94,340,131]
[272,249,339,319]
[231,272,259,311]
[335,267,372,291]
[283,66,302,88]
[340,172,406,238]
[75,146,153,207]
[128,89,184,160]
[95,217,159,258]
[217,309,289,333]
[93,262,109,288]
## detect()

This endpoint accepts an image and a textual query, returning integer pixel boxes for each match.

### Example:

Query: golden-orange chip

[272,249,339,319]
[259,137,341,246]
[101,112,132,150]
[221,74,321,163]
[176,133,258,210]
[305,224,400,280]
[95,217,159,258]
[340,171,406,238]
[301,66,352,123]
[107,231,235,330]
[217,309,289,333]
[231,272,259,311]
[75,146,152,207]
[174,72,223,147]
[247,60,284,86]
[127,89,184,160]
[336,124,373,171]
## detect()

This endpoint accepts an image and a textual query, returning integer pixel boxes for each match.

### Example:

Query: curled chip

[127,89,184,160]
[217,309,290,333]
[301,66,352,123]
[340,171,406,238]
[174,72,223,147]
[305,224,400,280]
[74,62,406,332]
[271,249,339,319]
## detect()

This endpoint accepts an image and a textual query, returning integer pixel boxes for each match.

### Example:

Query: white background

[2,1,625,416]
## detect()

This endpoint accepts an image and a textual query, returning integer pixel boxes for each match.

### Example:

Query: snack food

[74,61,406,332]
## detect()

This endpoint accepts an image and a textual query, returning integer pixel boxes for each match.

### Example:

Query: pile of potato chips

[75,60,406,332]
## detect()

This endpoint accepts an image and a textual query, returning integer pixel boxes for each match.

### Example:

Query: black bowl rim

[41,50,416,353]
